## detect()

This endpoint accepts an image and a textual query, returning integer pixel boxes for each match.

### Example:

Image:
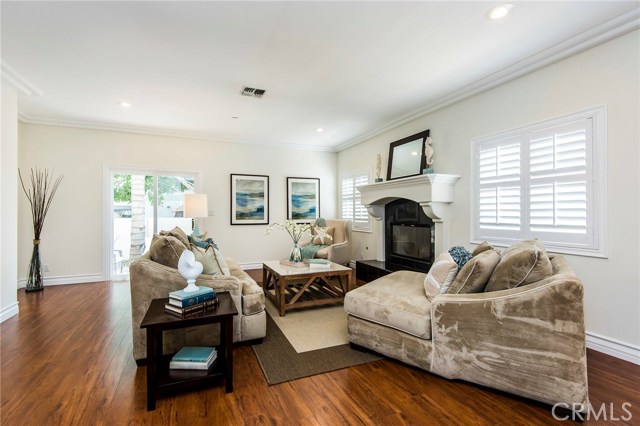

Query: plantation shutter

[341,171,371,232]
[353,174,370,230]
[471,107,605,257]
[529,119,592,245]
[476,136,523,239]
[341,177,354,220]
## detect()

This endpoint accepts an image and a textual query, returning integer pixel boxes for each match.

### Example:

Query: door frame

[103,165,202,281]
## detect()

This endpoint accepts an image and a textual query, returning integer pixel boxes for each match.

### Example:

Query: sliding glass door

[110,170,196,279]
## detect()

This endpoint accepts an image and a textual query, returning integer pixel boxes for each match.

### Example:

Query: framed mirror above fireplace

[386,129,430,181]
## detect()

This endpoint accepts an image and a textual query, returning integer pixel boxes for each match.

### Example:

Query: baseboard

[17,273,106,288]
[0,302,19,323]
[239,262,263,270]
[586,332,640,365]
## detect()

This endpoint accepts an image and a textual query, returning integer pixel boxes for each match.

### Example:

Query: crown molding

[0,60,43,96]
[17,113,337,153]
[335,8,640,152]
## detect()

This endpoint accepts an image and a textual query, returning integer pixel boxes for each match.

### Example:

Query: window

[341,170,371,232]
[471,106,607,257]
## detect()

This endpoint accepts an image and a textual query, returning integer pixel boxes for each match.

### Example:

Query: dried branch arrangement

[19,168,64,291]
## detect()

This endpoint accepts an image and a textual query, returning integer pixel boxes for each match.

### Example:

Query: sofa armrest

[326,241,350,265]
[430,275,588,407]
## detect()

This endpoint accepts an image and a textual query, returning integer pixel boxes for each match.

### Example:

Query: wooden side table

[139,291,238,411]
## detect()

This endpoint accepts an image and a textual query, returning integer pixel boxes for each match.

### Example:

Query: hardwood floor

[1,280,638,426]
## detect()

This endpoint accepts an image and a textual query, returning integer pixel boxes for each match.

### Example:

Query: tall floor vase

[26,239,44,292]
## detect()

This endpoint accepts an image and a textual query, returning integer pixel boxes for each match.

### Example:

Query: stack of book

[164,286,217,316]
[304,259,332,269]
[169,346,217,370]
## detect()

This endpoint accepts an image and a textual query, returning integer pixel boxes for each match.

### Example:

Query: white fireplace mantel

[357,173,460,259]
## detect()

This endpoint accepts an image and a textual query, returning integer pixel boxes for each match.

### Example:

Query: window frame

[470,106,607,258]
[340,169,372,233]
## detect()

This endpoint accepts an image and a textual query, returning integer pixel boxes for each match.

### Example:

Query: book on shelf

[170,346,217,370]
[169,286,214,300]
[168,291,216,308]
[164,298,218,316]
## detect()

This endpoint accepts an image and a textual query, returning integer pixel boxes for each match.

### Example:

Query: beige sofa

[130,251,266,363]
[344,254,588,409]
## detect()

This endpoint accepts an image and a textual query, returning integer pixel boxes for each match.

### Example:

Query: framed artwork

[287,177,320,222]
[230,174,269,225]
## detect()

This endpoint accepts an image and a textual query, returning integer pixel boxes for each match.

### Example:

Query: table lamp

[184,193,208,231]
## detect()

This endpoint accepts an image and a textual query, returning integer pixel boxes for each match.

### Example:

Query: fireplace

[354,173,460,283]
[385,199,434,272]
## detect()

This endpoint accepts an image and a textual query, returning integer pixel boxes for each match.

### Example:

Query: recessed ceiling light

[120,101,132,108]
[232,116,239,119]
[487,4,513,20]
[316,128,324,133]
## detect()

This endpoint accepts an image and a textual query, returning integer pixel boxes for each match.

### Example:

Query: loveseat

[344,241,588,409]
[129,232,266,363]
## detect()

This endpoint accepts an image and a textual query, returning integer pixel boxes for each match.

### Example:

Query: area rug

[252,309,382,385]
[263,299,349,352]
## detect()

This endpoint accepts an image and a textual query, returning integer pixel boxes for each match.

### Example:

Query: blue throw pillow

[448,246,472,269]
[188,234,219,250]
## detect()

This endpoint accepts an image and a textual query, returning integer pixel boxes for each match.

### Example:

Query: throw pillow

[448,249,501,294]
[191,245,230,277]
[190,233,219,250]
[448,246,473,269]
[472,241,498,257]
[149,235,187,269]
[485,239,552,292]
[424,252,459,299]
[159,226,190,249]
[312,226,334,245]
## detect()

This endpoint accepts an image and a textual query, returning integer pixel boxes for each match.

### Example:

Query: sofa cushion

[448,249,501,294]
[424,252,459,298]
[345,270,432,339]
[159,226,190,249]
[149,235,187,269]
[472,241,497,257]
[312,226,334,245]
[448,246,473,269]
[485,239,552,292]
[191,245,231,276]
[190,233,220,250]
[314,246,329,259]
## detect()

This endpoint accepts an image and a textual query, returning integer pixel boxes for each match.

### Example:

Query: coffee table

[139,291,237,411]
[262,260,353,317]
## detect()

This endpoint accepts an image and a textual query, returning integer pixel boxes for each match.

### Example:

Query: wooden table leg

[347,270,353,292]
[279,276,286,317]
[223,318,233,393]
[146,328,157,411]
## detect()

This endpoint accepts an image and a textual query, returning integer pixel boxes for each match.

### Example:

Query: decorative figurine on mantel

[375,154,383,182]
[423,136,435,174]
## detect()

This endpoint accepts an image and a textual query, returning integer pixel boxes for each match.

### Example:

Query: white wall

[339,31,640,352]
[18,124,337,280]
[1,83,19,321]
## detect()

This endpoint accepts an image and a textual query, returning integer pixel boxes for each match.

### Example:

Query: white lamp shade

[184,193,208,218]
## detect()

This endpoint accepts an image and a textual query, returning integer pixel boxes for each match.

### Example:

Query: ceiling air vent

[240,86,266,98]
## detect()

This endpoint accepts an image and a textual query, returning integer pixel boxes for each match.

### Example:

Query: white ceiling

[2,1,638,151]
